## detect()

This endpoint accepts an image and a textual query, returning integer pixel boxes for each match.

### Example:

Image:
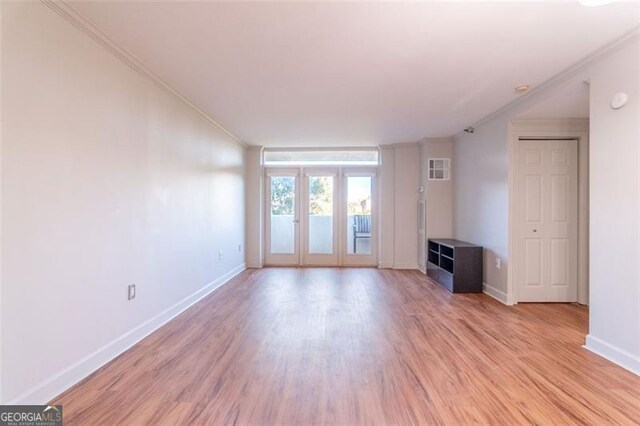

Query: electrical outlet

[218,249,223,260]
[495,257,501,270]
[238,244,242,252]
[128,284,136,300]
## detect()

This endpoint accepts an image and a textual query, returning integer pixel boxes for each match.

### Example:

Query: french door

[304,170,338,265]
[265,170,300,265]
[341,170,377,266]
[264,167,377,266]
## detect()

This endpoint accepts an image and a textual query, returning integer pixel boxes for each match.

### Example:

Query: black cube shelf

[426,239,483,293]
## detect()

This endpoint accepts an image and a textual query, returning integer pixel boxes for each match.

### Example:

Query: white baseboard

[378,262,394,269]
[584,334,640,376]
[246,263,263,269]
[483,283,510,305]
[393,263,419,270]
[6,263,247,405]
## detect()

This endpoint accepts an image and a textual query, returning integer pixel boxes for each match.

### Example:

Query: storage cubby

[426,239,482,293]
[428,241,440,253]
[428,250,439,265]
[439,256,454,274]
[440,245,453,259]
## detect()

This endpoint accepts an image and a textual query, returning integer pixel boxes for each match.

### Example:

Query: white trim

[584,335,640,376]
[40,0,245,147]
[455,26,640,138]
[393,263,419,270]
[482,283,511,305]
[378,262,394,269]
[6,263,247,405]
[246,263,263,269]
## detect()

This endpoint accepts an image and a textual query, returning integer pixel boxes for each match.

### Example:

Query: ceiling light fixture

[515,84,530,94]
[578,0,616,6]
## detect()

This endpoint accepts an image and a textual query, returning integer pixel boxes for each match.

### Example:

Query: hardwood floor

[53,268,640,425]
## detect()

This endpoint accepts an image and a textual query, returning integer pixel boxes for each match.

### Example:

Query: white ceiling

[70,1,640,147]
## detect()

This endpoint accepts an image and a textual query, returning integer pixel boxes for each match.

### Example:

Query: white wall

[420,139,453,240]
[245,146,263,267]
[393,144,420,269]
[1,2,246,403]
[378,146,395,268]
[585,38,640,374]
[454,120,510,293]
[418,139,453,271]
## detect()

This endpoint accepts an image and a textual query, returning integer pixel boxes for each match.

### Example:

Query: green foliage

[271,177,294,215]
[309,177,333,215]
[270,176,334,216]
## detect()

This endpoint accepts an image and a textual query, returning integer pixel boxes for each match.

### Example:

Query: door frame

[264,168,301,266]
[508,119,589,305]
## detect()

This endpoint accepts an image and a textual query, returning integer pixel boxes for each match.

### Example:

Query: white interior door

[341,170,378,266]
[265,169,300,265]
[303,170,338,265]
[515,139,578,302]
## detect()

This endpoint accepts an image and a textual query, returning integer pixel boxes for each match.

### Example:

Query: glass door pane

[270,176,296,254]
[308,176,334,254]
[347,176,372,255]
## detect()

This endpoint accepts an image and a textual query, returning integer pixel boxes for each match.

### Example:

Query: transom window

[264,149,379,166]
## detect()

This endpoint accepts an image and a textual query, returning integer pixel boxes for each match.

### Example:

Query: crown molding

[41,0,246,147]
[453,25,640,139]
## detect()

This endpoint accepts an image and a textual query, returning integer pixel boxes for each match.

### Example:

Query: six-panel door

[515,139,578,302]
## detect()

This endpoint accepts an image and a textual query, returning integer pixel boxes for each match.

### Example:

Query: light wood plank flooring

[53,268,640,424]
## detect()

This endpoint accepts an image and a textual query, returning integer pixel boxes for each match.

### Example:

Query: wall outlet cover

[128,284,136,300]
